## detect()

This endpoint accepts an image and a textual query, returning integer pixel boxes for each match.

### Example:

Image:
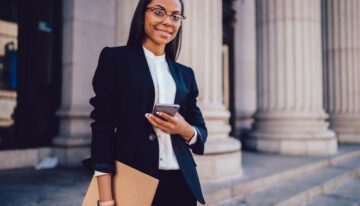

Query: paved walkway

[0,166,91,206]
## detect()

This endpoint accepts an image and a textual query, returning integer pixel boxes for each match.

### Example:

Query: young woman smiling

[83,0,207,205]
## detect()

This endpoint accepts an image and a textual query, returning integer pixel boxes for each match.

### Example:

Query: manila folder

[82,161,159,206]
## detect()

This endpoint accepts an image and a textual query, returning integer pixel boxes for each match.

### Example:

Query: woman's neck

[143,40,165,56]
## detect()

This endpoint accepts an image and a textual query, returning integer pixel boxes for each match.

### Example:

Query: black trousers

[152,169,197,206]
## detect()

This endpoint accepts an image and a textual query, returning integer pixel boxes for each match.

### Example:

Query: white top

[94,46,197,176]
[143,45,180,170]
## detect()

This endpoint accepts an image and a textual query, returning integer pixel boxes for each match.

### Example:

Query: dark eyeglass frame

[146,7,186,24]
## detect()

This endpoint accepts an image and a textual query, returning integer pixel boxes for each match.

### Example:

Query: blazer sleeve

[186,69,208,155]
[83,47,117,175]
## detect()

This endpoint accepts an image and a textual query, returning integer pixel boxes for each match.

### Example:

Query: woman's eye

[153,9,165,16]
[171,15,181,21]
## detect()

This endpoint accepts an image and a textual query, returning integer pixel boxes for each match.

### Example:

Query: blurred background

[0,0,359,205]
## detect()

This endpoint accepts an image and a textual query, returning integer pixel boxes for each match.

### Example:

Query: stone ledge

[201,145,360,206]
[0,147,52,170]
[219,166,360,206]
[277,168,359,206]
[245,134,338,155]
[304,178,360,206]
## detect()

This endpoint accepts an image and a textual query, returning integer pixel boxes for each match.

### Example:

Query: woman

[83,0,207,205]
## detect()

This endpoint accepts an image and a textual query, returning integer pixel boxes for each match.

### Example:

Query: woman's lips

[156,28,172,38]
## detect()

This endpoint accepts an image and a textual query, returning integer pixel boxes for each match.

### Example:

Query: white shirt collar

[143,46,166,63]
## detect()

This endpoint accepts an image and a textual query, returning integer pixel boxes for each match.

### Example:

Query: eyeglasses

[146,7,186,25]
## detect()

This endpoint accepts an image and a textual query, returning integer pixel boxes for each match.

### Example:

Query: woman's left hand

[145,112,195,142]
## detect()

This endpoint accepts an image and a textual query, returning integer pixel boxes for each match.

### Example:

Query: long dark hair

[127,0,184,61]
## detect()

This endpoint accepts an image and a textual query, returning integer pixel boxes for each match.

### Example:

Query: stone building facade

[0,0,359,185]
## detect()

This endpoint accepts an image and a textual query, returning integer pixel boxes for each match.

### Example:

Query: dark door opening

[0,0,62,149]
[223,0,236,137]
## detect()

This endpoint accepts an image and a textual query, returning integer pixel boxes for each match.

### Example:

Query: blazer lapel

[130,46,156,113]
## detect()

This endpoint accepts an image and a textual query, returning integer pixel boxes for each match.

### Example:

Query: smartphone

[152,103,180,117]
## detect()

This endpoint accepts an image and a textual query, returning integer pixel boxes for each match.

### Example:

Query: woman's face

[143,0,183,47]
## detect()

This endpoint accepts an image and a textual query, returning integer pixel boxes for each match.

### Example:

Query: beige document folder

[82,161,159,206]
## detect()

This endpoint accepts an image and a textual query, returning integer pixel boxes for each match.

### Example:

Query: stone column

[248,0,337,155]
[53,0,117,166]
[179,0,242,181]
[116,1,138,45]
[323,0,360,143]
[234,0,257,138]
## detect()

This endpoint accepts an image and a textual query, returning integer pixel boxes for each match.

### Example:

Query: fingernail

[156,112,161,116]
[145,114,149,118]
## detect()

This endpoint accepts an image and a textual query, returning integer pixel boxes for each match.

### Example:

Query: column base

[196,104,243,181]
[337,132,360,143]
[235,114,254,139]
[52,135,90,167]
[54,107,92,166]
[246,131,337,155]
[330,116,360,143]
[195,150,242,182]
[194,137,242,181]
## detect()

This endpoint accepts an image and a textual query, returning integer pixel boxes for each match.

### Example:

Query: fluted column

[179,0,242,180]
[53,0,117,166]
[248,0,337,155]
[234,0,257,138]
[116,1,138,45]
[323,0,360,143]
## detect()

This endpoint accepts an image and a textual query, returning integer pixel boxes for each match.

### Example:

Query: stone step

[202,147,360,205]
[303,177,360,206]
[213,156,360,206]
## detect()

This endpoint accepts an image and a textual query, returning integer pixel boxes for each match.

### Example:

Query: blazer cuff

[82,158,115,174]
[188,126,198,145]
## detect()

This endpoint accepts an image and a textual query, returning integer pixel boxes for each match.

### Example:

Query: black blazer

[82,45,208,204]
